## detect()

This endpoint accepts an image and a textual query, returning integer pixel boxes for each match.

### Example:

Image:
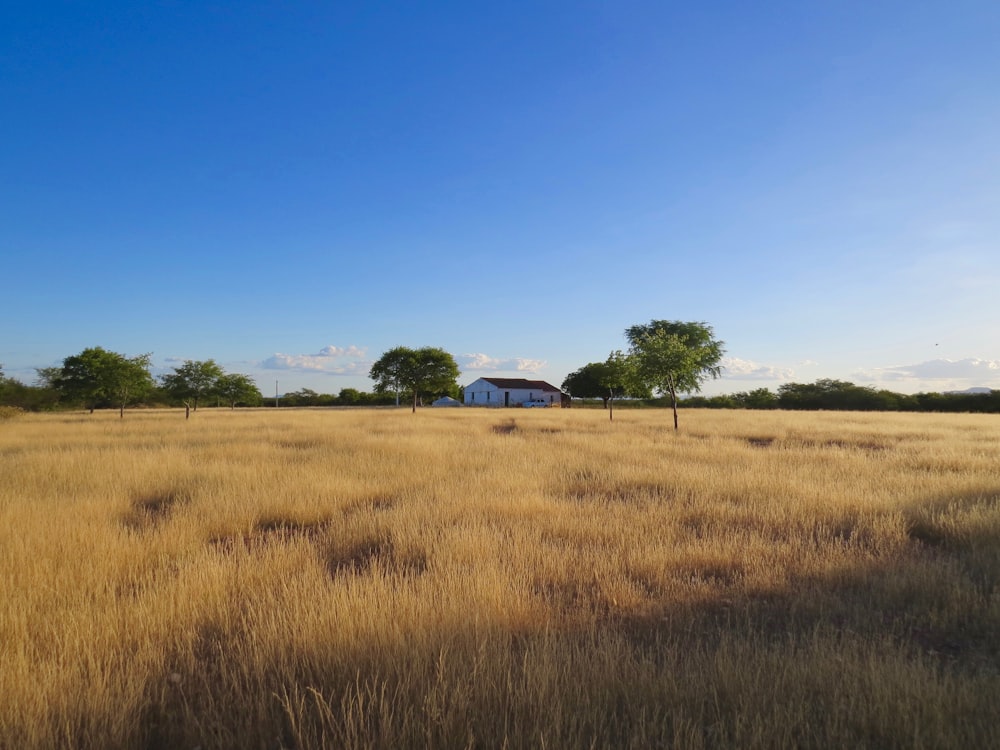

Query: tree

[600,350,640,422]
[161,359,225,416]
[626,320,724,430]
[52,347,153,417]
[732,387,778,410]
[562,362,614,408]
[215,373,262,409]
[369,346,460,413]
[338,387,362,405]
[366,346,410,406]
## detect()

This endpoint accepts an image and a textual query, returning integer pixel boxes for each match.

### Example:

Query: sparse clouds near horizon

[460,353,547,373]
[260,345,368,374]
[856,358,1000,388]
[721,357,795,381]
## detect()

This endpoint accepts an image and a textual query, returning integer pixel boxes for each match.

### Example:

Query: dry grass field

[1,407,998,749]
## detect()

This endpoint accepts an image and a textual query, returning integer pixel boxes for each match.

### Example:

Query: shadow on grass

[132,488,1000,749]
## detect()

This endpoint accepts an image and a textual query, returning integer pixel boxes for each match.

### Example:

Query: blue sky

[3,1,998,396]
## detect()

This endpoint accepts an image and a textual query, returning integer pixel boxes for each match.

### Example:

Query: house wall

[464,380,498,406]
[464,380,561,407]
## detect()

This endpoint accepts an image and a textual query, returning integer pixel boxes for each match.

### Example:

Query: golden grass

[1,407,998,748]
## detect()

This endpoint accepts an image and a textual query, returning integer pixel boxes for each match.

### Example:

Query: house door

[504,391,510,407]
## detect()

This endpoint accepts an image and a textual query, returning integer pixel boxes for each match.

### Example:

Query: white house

[463,377,563,407]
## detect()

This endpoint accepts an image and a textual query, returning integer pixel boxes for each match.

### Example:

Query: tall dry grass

[1,407,998,748]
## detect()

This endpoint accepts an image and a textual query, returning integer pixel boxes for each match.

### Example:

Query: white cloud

[721,357,794,381]
[460,353,547,372]
[316,345,366,358]
[260,344,368,375]
[856,358,1000,386]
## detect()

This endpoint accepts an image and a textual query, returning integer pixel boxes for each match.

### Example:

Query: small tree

[215,373,262,409]
[161,359,225,416]
[369,346,460,413]
[338,387,362,405]
[367,346,410,406]
[626,320,724,430]
[562,362,614,408]
[600,350,641,422]
[52,347,153,417]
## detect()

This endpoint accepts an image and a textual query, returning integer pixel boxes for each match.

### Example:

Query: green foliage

[52,347,153,417]
[369,346,460,412]
[732,387,779,409]
[777,379,899,411]
[161,359,225,410]
[338,388,362,405]
[626,320,725,429]
[0,367,60,412]
[215,373,263,408]
[562,362,613,406]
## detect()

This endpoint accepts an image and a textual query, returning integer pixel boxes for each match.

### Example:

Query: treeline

[0,350,429,415]
[681,379,1000,413]
[275,388,399,407]
[0,344,465,416]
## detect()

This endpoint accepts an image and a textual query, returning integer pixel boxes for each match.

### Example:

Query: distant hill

[944,387,994,395]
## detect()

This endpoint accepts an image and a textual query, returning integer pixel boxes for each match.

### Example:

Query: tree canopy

[215,373,263,409]
[369,346,460,412]
[562,362,614,407]
[161,359,225,412]
[51,347,154,417]
[626,320,724,430]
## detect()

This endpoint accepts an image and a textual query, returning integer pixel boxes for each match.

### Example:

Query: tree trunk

[185,404,190,419]
[412,391,418,413]
[670,388,679,430]
[609,395,614,421]
[602,396,609,409]
[119,404,125,419]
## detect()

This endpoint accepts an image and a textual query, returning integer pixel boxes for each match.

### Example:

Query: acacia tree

[626,320,724,430]
[369,346,460,413]
[562,362,614,408]
[161,359,225,416]
[53,347,153,417]
[601,350,641,422]
[367,346,410,406]
[215,373,262,409]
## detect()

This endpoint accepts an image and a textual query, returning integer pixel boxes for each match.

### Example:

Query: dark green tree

[732,387,778,409]
[161,359,225,416]
[367,346,410,406]
[215,373,262,409]
[338,387,362,405]
[369,346,460,413]
[626,320,725,430]
[600,350,642,422]
[52,347,153,417]
[562,362,614,408]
